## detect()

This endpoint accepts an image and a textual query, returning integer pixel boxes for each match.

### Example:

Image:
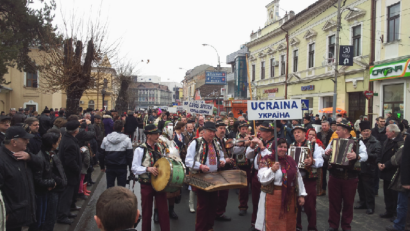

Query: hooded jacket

[103,115,114,136]
[100,132,133,169]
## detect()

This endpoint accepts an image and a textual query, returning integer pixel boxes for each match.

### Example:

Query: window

[388,3,400,42]
[328,35,335,63]
[26,72,38,88]
[383,84,404,119]
[252,64,255,81]
[352,25,361,56]
[293,50,298,72]
[261,62,265,80]
[88,100,95,109]
[281,55,285,75]
[270,59,275,78]
[308,43,315,68]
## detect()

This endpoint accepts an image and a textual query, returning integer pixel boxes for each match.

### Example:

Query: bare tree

[113,61,136,115]
[37,5,120,115]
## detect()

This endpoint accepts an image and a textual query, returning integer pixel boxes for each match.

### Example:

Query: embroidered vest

[190,137,221,174]
[290,140,318,179]
[138,142,163,184]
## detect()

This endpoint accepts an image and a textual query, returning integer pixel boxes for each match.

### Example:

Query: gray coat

[389,145,405,192]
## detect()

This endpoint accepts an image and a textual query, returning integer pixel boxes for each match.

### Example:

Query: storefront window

[306,97,313,114]
[322,96,333,108]
[383,84,404,119]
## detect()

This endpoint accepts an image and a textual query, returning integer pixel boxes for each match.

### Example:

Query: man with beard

[355,120,380,215]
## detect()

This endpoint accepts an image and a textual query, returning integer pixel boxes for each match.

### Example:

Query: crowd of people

[1,106,410,231]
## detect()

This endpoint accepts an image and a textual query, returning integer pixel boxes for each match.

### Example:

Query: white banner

[247,100,303,120]
[183,101,204,110]
[186,101,213,115]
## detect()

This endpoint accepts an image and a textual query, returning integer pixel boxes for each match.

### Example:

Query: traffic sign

[339,45,353,66]
[301,100,309,110]
[205,71,227,85]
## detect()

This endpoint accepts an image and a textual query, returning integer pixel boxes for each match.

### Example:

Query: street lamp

[101,78,108,111]
[202,44,221,71]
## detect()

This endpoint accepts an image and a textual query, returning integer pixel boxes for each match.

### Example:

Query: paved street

[60,170,395,231]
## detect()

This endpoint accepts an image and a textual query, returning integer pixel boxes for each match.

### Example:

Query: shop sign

[264,88,279,93]
[364,91,374,100]
[268,93,275,99]
[370,58,410,81]
[301,85,314,91]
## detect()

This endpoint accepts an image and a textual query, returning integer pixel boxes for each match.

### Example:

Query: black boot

[169,206,178,220]
[154,209,159,223]
[175,194,181,204]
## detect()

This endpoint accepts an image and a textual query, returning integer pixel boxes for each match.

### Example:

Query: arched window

[88,100,95,109]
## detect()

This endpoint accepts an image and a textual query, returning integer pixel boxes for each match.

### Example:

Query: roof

[184,64,213,80]
[130,82,171,92]
[196,84,225,98]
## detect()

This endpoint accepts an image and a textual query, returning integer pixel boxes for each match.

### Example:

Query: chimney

[289,10,295,18]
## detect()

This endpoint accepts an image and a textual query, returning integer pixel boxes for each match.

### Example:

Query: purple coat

[103,115,114,136]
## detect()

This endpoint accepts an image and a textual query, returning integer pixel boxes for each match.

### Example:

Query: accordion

[288,146,310,169]
[330,138,356,167]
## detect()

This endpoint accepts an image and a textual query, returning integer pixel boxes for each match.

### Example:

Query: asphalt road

[68,170,394,231]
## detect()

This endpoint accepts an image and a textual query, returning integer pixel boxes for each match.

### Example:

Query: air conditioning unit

[80,101,85,104]
[273,61,279,67]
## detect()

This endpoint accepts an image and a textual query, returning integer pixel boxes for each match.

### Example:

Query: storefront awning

[370,58,410,81]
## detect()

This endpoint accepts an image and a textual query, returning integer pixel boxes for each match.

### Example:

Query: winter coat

[389,145,405,192]
[58,132,82,186]
[0,190,5,231]
[317,130,333,148]
[124,115,138,135]
[360,135,381,176]
[103,115,114,136]
[377,133,404,181]
[94,123,105,146]
[46,150,67,192]
[27,133,42,156]
[80,147,91,175]
[136,117,144,129]
[100,132,133,170]
[39,114,52,136]
[32,150,56,193]
[0,133,4,145]
[304,122,314,130]
[0,146,42,229]
[11,112,26,126]
[282,125,295,145]
[400,135,410,186]
[371,126,387,144]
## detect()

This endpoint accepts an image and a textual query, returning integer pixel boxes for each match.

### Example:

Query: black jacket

[137,117,144,129]
[0,146,42,228]
[0,132,5,144]
[158,119,166,133]
[32,150,56,193]
[11,112,26,126]
[124,115,138,135]
[39,115,52,136]
[377,133,404,181]
[317,130,333,148]
[400,134,410,186]
[304,122,314,130]
[360,135,381,175]
[58,132,82,186]
[27,133,42,156]
[371,126,387,144]
[47,150,67,192]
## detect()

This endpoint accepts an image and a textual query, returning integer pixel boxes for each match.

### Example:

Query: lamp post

[202,44,221,71]
[101,78,108,111]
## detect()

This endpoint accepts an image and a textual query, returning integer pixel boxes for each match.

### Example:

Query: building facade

[131,82,172,109]
[371,0,410,120]
[247,0,372,121]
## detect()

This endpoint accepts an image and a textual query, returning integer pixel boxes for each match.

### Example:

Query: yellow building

[247,0,372,121]
[79,56,117,111]
[371,0,410,120]
[0,49,65,113]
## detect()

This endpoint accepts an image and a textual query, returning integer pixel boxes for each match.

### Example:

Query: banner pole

[274,120,278,162]
[246,54,256,133]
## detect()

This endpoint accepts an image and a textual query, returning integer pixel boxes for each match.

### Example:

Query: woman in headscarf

[255,138,306,231]
[306,128,325,196]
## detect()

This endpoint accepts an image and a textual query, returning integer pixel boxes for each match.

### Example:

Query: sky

[34,0,317,83]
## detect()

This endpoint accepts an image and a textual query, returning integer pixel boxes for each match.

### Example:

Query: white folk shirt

[245,147,270,170]
[185,140,226,173]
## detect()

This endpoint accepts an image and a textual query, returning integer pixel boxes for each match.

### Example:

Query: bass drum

[151,157,186,193]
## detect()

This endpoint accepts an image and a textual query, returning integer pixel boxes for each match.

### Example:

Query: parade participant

[185,122,226,231]
[290,126,324,231]
[187,126,204,213]
[131,124,170,231]
[214,120,232,222]
[158,121,181,220]
[245,121,276,231]
[324,119,368,231]
[0,115,11,143]
[377,124,404,219]
[255,138,306,231]
[94,186,140,231]
[318,121,332,196]
[306,128,325,197]
[232,121,253,216]
[355,121,380,215]
[330,117,357,142]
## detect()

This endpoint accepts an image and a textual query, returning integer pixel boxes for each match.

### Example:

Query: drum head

[151,158,171,192]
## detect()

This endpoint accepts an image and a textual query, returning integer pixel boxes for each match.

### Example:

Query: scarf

[306,128,324,148]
